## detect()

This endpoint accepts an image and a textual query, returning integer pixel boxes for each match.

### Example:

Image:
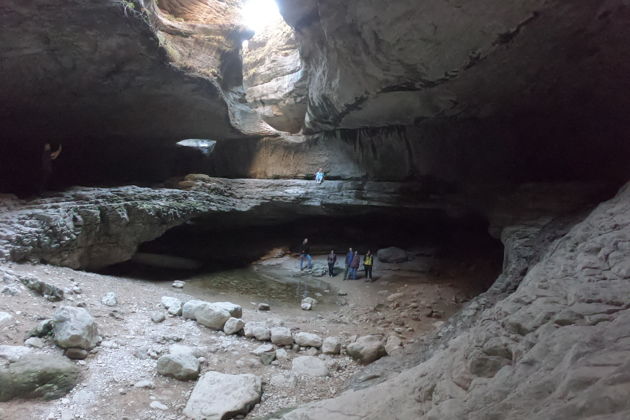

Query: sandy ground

[0,249,497,420]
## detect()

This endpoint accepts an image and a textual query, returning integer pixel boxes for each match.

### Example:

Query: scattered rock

[161,296,183,316]
[294,332,323,348]
[322,337,342,355]
[29,319,54,338]
[377,247,408,263]
[346,335,386,364]
[183,300,237,329]
[270,327,293,346]
[251,344,275,356]
[260,351,276,366]
[0,353,80,401]
[24,337,45,349]
[171,280,185,288]
[275,348,289,360]
[149,401,168,411]
[100,292,117,307]
[156,353,200,381]
[183,372,262,420]
[150,312,166,323]
[301,302,313,311]
[0,312,13,327]
[244,323,271,341]
[19,276,64,301]
[291,356,329,377]
[52,306,99,350]
[224,317,245,335]
[133,379,155,389]
[64,348,88,360]
[257,303,271,311]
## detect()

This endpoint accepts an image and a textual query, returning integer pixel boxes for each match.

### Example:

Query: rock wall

[280,182,630,419]
[207,119,630,183]
[242,18,307,133]
[276,0,630,133]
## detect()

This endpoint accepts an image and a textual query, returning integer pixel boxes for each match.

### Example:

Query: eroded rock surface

[280,182,630,419]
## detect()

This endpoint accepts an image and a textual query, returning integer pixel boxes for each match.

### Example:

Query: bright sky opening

[241,0,282,34]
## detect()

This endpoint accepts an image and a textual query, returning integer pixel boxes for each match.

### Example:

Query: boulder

[156,353,200,381]
[244,323,271,341]
[346,335,386,364]
[291,356,329,377]
[270,327,293,346]
[294,332,323,348]
[100,292,117,306]
[377,247,408,263]
[183,372,262,420]
[161,296,183,316]
[224,317,245,335]
[196,305,231,330]
[0,345,32,364]
[52,306,99,350]
[322,337,342,355]
[251,344,275,356]
[212,302,243,319]
[0,353,80,401]
[183,300,238,329]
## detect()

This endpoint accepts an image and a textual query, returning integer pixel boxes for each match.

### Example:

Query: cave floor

[0,248,495,419]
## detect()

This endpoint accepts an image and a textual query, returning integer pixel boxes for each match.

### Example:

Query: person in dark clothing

[363,249,374,282]
[39,143,62,194]
[327,250,337,277]
[300,238,313,270]
[350,250,360,280]
[343,247,353,280]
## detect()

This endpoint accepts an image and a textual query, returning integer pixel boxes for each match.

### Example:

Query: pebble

[257,303,271,311]
[150,401,168,411]
[172,280,185,288]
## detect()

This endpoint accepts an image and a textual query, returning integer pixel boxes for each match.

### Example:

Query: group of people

[299,239,374,282]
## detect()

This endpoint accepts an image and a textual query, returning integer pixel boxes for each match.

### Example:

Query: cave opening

[101,210,504,312]
[240,0,282,35]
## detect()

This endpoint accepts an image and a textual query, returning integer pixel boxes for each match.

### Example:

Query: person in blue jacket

[343,247,353,280]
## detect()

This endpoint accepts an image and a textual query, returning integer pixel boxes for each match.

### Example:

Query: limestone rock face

[280,182,630,420]
[183,371,262,420]
[0,352,80,402]
[52,306,99,350]
[277,0,630,133]
[243,19,307,133]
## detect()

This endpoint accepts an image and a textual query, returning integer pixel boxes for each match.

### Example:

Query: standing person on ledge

[363,249,374,282]
[300,238,313,271]
[39,142,62,194]
[327,250,337,277]
[350,250,360,280]
[315,168,325,184]
[344,247,353,280]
